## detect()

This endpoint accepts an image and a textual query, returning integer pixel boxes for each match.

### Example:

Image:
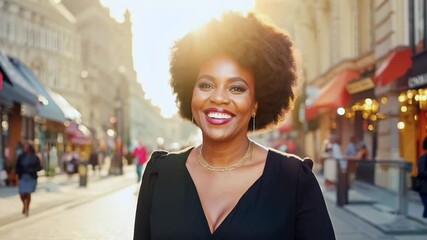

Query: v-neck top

[134,148,335,240]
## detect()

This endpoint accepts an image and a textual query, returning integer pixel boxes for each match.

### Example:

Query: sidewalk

[316,174,427,239]
[0,164,138,228]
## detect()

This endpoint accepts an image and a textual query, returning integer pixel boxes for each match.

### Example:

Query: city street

[0,167,426,240]
[0,184,138,240]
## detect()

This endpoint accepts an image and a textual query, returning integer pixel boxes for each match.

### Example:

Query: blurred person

[15,141,42,217]
[346,136,359,184]
[63,148,76,178]
[134,12,334,239]
[48,145,59,176]
[319,136,333,174]
[89,149,99,175]
[356,141,368,160]
[323,135,343,188]
[132,140,149,182]
[345,136,358,157]
[415,137,427,218]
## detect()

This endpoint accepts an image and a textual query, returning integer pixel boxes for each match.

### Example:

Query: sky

[99,0,255,118]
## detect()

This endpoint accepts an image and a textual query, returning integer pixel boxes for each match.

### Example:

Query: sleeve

[295,162,336,240]
[419,155,427,178]
[133,151,167,240]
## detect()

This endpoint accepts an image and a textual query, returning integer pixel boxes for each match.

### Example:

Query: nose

[210,87,230,104]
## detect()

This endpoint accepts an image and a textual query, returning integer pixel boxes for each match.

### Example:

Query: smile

[207,112,232,119]
[204,108,234,125]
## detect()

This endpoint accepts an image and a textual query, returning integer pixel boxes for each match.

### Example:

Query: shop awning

[48,90,81,121]
[0,51,38,106]
[8,57,67,123]
[374,48,412,86]
[66,121,92,145]
[305,70,360,120]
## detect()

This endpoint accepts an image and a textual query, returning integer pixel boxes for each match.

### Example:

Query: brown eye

[230,86,246,93]
[198,82,214,90]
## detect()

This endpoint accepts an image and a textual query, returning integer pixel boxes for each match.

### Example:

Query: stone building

[0,0,86,117]
[256,0,426,190]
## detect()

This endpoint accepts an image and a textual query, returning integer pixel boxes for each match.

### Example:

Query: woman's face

[192,54,257,142]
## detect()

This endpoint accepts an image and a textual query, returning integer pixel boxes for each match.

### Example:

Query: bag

[413,176,422,192]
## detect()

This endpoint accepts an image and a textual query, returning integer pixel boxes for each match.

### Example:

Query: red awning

[66,122,92,145]
[305,70,360,120]
[374,48,412,86]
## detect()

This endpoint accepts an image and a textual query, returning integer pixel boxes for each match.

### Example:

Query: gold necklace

[197,141,254,172]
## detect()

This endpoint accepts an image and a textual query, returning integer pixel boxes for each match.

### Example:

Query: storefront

[344,69,378,159]
[305,70,361,150]
[398,50,427,175]
[0,51,39,185]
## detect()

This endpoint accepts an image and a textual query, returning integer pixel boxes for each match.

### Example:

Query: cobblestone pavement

[0,184,140,240]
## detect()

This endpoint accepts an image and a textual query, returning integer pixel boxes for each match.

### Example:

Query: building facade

[256,0,426,190]
[0,0,86,120]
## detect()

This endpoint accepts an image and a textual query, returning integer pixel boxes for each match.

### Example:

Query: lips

[204,108,234,125]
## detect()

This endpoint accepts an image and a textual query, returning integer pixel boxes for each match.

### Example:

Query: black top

[15,152,42,179]
[134,148,335,240]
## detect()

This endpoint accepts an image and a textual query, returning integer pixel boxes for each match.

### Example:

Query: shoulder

[148,147,193,168]
[268,148,313,171]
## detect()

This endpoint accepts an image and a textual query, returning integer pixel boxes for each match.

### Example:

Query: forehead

[198,54,254,82]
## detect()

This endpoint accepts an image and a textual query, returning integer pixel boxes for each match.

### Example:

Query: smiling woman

[100,0,255,117]
[134,11,335,240]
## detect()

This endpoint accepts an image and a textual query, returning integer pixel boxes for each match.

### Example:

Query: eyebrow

[197,75,250,87]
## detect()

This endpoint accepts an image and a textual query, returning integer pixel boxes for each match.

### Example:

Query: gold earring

[252,115,256,131]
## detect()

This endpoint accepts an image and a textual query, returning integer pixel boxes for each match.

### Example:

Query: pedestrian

[356,141,368,160]
[132,140,148,182]
[15,141,42,217]
[319,136,333,174]
[346,136,359,184]
[134,12,335,239]
[345,136,358,157]
[323,134,344,188]
[48,145,59,176]
[415,137,427,218]
[63,148,75,178]
[89,149,99,175]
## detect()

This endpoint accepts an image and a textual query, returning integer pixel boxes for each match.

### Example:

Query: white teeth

[207,112,232,119]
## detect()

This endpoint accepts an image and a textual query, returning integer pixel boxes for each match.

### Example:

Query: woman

[134,12,335,239]
[15,141,42,217]
[416,137,427,218]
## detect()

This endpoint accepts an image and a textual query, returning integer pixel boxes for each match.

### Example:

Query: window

[414,0,426,53]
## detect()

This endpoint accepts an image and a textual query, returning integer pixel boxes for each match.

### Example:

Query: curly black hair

[170,12,299,131]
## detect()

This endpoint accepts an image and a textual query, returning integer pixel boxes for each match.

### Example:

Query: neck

[200,137,252,167]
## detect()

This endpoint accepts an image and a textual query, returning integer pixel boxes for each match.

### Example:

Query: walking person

[132,140,148,183]
[89,149,99,176]
[63,149,75,178]
[15,141,42,217]
[134,12,335,239]
[415,137,427,218]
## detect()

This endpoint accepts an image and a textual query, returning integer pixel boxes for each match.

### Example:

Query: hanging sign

[346,77,375,94]
[408,73,427,89]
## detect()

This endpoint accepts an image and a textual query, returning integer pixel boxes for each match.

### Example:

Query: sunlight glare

[99,0,255,118]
